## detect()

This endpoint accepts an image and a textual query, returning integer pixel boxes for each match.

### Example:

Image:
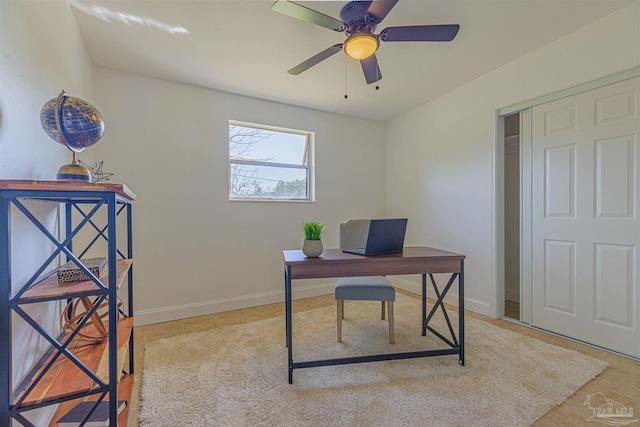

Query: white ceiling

[70,0,634,121]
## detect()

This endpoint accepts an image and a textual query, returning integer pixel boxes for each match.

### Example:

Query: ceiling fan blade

[360,55,382,84]
[272,0,345,32]
[380,24,460,42]
[365,0,399,24]
[288,44,344,75]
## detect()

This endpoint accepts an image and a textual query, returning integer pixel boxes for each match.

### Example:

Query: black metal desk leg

[421,274,427,336]
[285,265,293,383]
[0,196,10,425]
[284,267,289,349]
[459,260,465,366]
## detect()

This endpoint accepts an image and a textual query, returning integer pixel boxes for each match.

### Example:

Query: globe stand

[56,151,92,181]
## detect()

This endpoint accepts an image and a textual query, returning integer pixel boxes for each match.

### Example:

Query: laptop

[343,218,408,256]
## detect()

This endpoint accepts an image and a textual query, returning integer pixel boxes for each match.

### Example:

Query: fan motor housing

[340,1,377,35]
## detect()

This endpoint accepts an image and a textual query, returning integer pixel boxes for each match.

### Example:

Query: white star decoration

[79,160,113,183]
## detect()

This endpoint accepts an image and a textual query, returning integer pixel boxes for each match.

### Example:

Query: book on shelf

[56,400,127,427]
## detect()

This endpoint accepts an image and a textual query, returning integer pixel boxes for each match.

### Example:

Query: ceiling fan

[272,0,460,85]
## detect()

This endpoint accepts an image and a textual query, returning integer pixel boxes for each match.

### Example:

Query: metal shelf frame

[1,185,134,427]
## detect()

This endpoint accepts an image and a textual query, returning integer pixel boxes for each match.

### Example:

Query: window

[228,120,313,201]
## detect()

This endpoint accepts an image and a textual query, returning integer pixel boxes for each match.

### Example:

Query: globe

[40,91,104,152]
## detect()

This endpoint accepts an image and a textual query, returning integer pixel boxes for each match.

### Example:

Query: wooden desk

[283,246,465,383]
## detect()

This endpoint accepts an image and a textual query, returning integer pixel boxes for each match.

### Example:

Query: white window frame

[228,120,315,202]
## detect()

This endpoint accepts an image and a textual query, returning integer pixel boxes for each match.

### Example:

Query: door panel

[594,243,635,329]
[531,77,639,357]
[543,239,576,315]
[545,144,576,217]
[595,135,635,218]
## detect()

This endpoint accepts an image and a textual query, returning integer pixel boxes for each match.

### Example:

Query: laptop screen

[343,218,408,256]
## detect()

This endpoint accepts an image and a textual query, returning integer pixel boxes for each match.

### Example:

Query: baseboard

[135,281,335,326]
[136,276,492,326]
[390,276,491,317]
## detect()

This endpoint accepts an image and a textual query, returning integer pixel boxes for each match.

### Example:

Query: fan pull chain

[375,53,380,91]
[344,54,348,99]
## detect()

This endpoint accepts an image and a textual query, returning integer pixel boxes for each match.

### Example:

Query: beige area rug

[140,294,608,426]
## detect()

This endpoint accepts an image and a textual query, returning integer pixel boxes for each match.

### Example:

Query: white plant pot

[302,239,323,258]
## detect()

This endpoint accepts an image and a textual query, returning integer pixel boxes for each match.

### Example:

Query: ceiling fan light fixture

[344,33,379,60]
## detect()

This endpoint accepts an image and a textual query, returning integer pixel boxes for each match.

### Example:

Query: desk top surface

[284,247,465,279]
[283,246,465,264]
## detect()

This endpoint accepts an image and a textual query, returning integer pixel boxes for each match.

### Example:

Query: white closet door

[530,77,639,357]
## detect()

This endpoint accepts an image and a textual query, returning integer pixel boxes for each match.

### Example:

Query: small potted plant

[302,221,326,257]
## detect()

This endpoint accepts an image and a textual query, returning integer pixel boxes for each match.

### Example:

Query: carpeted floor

[139,294,608,426]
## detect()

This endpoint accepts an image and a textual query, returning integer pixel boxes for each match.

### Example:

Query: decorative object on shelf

[57,399,127,427]
[62,296,122,342]
[40,90,105,181]
[302,221,326,258]
[78,160,113,183]
[57,257,107,283]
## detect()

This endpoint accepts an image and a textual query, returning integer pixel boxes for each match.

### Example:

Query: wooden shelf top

[0,180,136,201]
[15,317,134,408]
[20,259,132,302]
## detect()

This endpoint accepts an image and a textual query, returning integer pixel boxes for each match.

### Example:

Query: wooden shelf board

[20,259,132,302]
[15,317,134,408]
[48,374,134,427]
[0,180,136,201]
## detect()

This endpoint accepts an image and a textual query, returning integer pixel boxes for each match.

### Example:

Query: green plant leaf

[302,221,326,240]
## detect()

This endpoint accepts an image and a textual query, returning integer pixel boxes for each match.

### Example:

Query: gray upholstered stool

[335,219,396,344]
[335,276,395,344]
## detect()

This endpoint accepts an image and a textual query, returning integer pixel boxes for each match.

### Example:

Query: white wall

[91,69,387,325]
[385,2,640,317]
[0,1,93,178]
[2,0,636,338]
[0,0,94,423]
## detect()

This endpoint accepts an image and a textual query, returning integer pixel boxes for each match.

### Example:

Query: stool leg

[337,300,343,342]
[381,301,386,320]
[388,301,395,344]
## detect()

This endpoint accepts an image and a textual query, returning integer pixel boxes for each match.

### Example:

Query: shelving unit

[0,180,135,427]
